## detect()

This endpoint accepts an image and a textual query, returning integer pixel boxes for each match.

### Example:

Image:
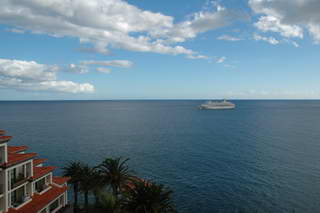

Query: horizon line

[1,98,320,102]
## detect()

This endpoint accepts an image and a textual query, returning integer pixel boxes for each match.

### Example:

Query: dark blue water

[1,100,320,213]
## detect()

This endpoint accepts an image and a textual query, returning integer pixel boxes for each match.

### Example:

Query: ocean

[1,100,320,212]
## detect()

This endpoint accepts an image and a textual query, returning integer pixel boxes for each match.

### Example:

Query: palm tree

[62,161,83,213]
[91,168,105,207]
[98,157,133,196]
[99,192,122,213]
[79,164,97,213]
[122,180,177,213]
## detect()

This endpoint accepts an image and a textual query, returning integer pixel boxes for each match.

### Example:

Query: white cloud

[249,0,320,43]
[253,34,280,45]
[0,0,246,59]
[283,39,300,48]
[96,67,112,74]
[217,35,242,41]
[37,81,94,93]
[5,28,25,34]
[291,41,299,48]
[254,16,303,38]
[187,55,209,60]
[0,78,94,93]
[0,59,94,93]
[68,64,89,74]
[81,60,133,68]
[153,5,246,44]
[216,56,226,64]
[0,59,57,81]
[308,24,320,44]
[64,60,133,74]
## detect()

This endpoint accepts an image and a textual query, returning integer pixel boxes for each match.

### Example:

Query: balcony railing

[11,173,28,189]
[11,195,31,208]
[35,184,50,194]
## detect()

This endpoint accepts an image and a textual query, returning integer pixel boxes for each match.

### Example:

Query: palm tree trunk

[85,191,89,213]
[112,185,118,197]
[94,191,99,207]
[73,184,79,213]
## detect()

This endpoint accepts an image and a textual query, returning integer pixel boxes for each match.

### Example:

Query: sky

[0,0,320,100]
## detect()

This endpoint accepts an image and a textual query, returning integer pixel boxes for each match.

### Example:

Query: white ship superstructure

[199,100,235,110]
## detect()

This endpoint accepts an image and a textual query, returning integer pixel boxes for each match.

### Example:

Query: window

[10,169,16,188]
[10,186,26,207]
[0,146,5,163]
[49,199,59,212]
[0,183,3,194]
[59,195,64,206]
[10,165,27,189]
[35,178,48,193]
[45,175,50,184]
[10,190,15,205]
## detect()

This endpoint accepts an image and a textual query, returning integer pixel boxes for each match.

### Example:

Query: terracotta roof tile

[0,135,12,143]
[1,153,37,168]
[125,177,150,189]
[8,184,67,213]
[52,176,70,185]
[32,166,56,180]
[8,146,29,153]
[33,158,48,166]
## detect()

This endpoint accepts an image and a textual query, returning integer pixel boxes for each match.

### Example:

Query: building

[0,130,69,213]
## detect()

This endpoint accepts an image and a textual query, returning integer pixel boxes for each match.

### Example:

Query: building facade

[0,130,69,213]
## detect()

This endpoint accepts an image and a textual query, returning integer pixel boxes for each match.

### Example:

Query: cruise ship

[199,100,235,110]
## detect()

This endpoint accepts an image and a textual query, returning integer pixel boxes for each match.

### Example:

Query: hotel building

[0,130,69,213]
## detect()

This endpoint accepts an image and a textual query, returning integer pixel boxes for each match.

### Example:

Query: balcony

[11,173,28,189]
[11,186,31,209]
[35,183,50,194]
[11,195,31,209]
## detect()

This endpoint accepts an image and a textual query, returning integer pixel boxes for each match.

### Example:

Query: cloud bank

[253,34,280,45]
[249,0,320,43]
[217,35,242,41]
[80,60,133,68]
[0,0,246,58]
[67,60,133,74]
[0,59,94,93]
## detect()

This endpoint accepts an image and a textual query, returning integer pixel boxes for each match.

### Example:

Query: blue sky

[0,0,320,100]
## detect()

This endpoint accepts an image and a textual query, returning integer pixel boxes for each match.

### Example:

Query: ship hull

[199,105,235,110]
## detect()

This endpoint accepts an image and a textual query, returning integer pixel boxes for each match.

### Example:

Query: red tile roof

[32,166,56,180]
[1,153,37,168]
[8,146,28,153]
[0,130,5,135]
[53,176,70,185]
[8,184,67,213]
[125,177,151,189]
[0,135,12,143]
[33,158,48,166]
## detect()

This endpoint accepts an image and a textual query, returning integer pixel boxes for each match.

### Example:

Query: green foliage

[62,161,83,213]
[98,157,133,196]
[63,157,177,213]
[79,164,96,193]
[99,192,122,213]
[122,180,177,213]
[62,161,83,184]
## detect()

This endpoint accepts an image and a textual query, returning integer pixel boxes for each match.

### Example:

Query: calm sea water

[1,100,320,212]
